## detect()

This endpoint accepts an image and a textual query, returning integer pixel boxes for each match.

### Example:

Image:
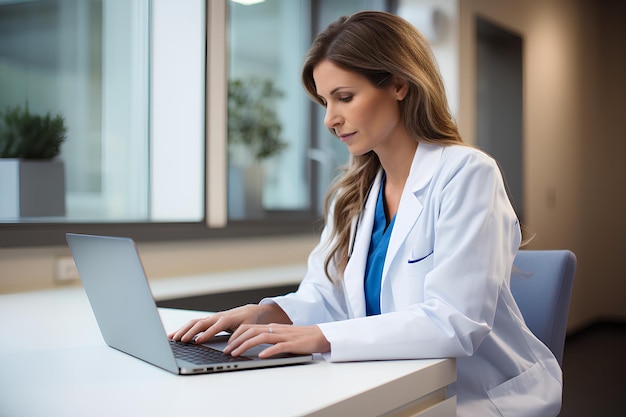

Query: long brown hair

[302,11,464,283]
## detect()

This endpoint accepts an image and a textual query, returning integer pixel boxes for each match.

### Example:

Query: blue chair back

[510,250,576,366]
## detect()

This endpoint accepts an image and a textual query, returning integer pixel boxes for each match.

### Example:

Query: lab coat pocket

[487,363,562,417]
[407,251,433,263]
[405,251,434,278]
[407,240,433,264]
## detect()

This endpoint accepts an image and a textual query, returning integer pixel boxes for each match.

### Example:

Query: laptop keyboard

[169,340,252,365]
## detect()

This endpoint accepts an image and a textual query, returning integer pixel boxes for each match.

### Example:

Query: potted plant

[227,78,287,218]
[0,103,68,218]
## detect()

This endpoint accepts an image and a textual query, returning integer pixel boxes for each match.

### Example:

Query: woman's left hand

[223,323,330,359]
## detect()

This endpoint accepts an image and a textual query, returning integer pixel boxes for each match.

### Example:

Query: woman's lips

[339,132,356,142]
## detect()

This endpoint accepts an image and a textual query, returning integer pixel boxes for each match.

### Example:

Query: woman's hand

[223,323,331,359]
[167,303,290,344]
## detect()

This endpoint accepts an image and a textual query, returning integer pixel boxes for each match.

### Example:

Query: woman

[170,11,562,416]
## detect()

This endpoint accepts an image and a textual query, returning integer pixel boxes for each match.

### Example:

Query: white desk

[0,287,456,417]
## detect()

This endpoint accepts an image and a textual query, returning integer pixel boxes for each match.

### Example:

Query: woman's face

[313,60,408,156]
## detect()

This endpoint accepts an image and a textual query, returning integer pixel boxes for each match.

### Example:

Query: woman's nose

[323,105,342,131]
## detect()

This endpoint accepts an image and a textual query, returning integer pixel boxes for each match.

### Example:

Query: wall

[459,0,626,330]
[0,235,318,294]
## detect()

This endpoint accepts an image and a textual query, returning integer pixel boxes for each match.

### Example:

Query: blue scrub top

[364,176,396,316]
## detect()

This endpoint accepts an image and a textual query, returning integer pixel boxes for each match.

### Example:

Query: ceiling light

[230,0,265,5]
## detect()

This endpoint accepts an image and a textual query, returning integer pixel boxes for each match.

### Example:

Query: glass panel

[0,0,204,223]
[312,0,388,213]
[226,0,389,220]
[227,0,312,220]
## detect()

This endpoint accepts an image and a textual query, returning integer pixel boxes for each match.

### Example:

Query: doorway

[476,16,524,221]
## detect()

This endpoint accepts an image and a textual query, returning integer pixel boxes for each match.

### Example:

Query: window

[226,0,390,218]
[0,0,393,247]
[227,0,312,220]
[0,0,204,224]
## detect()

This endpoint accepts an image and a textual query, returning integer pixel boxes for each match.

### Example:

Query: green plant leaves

[0,104,67,159]
[228,78,287,161]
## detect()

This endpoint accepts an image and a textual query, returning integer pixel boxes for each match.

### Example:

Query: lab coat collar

[382,143,443,279]
[343,143,444,317]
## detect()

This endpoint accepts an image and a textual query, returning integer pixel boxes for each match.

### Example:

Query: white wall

[0,234,318,294]
[397,0,460,117]
[458,0,626,330]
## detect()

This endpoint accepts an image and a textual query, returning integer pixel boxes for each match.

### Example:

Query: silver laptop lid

[66,233,180,373]
[66,233,312,375]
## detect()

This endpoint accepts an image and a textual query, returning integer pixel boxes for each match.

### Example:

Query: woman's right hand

[167,303,290,345]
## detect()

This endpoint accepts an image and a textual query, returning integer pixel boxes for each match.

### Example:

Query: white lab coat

[263,143,562,417]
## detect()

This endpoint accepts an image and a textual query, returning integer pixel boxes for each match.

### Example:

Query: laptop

[66,233,313,375]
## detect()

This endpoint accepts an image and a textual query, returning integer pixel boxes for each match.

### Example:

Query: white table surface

[0,286,456,417]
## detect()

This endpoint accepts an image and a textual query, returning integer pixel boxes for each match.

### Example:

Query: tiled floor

[559,321,626,416]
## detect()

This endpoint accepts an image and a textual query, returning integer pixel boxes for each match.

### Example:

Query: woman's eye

[339,96,353,103]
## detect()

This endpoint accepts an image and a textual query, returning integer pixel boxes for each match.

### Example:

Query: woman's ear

[393,77,409,101]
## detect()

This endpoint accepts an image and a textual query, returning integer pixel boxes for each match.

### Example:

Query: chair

[510,250,577,366]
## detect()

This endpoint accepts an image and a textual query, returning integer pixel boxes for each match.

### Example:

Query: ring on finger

[268,326,273,334]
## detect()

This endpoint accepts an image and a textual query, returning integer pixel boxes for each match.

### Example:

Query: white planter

[228,164,264,220]
[0,158,66,218]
